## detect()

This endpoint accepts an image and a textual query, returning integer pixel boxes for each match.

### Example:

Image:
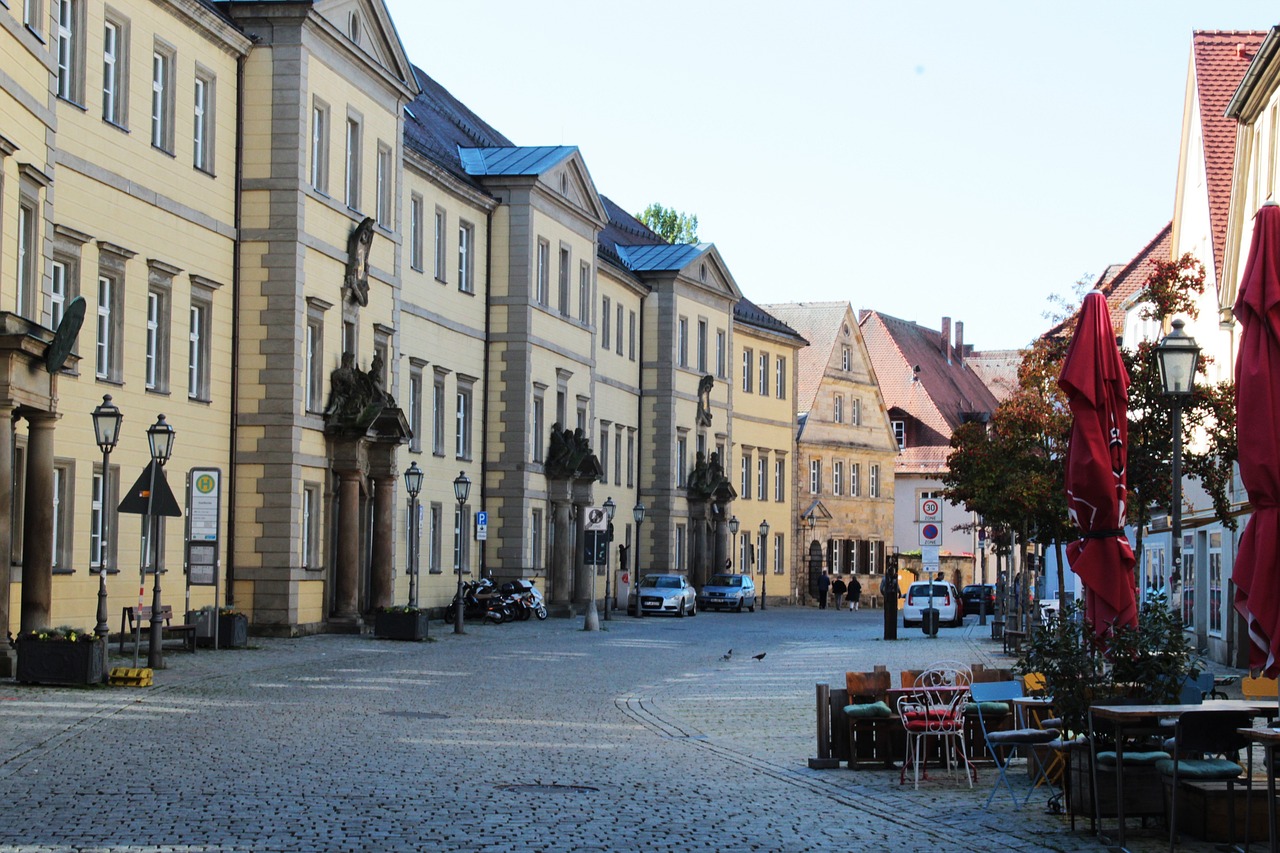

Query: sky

[382,1,1279,351]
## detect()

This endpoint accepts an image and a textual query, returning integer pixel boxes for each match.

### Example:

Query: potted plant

[15,626,106,686]
[374,605,430,641]
[217,607,249,649]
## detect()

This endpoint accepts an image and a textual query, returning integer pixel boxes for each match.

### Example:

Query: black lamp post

[404,462,423,608]
[145,414,175,669]
[1156,318,1200,594]
[602,496,616,621]
[631,502,645,617]
[977,524,988,627]
[452,471,470,634]
[91,395,122,640]
[728,515,740,571]
[759,518,770,610]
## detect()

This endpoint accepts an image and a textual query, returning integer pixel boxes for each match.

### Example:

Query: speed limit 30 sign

[918,496,942,523]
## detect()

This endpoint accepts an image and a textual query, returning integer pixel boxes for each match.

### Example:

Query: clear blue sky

[383,1,1278,350]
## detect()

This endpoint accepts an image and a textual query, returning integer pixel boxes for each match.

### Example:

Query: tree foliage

[1135,253,1205,322]
[636,203,699,244]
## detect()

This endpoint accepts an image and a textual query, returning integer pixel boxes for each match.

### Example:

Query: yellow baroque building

[0,0,808,664]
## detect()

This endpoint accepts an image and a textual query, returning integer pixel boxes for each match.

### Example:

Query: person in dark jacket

[818,571,830,609]
[848,576,862,611]
[831,575,847,610]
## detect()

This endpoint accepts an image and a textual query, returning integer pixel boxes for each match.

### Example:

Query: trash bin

[921,608,939,637]
[991,618,1004,641]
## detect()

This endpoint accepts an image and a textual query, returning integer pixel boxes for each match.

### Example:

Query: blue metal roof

[616,242,710,272]
[458,146,577,176]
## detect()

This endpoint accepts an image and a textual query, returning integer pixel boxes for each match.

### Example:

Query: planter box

[374,610,430,641]
[16,638,106,686]
[1067,743,1164,819]
[217,613,249,649]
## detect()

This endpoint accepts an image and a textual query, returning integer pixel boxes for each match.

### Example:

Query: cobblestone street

[0,608,1247,852]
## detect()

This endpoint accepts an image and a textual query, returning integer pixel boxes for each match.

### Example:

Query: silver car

[637,574,697,617]
[697,573,756,612]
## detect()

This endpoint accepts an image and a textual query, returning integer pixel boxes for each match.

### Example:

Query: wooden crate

[1167,778,1270,843]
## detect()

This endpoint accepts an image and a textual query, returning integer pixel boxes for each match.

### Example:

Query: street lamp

[91,395,122,640]
[602,496,616,621]
[145,414,175,669]
[758,518,770,610]
[631,502,645,617]
[1156,318,1199,594]
[404,462,423,608]
[976,523,988,627]
[728,515,740,571]
[452,471,470,634]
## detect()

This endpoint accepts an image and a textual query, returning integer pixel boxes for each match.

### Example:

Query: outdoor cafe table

[1090,699,1278,851]
[1238,726,1280,853]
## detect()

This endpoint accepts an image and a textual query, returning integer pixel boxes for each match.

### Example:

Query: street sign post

[476,510,488,541]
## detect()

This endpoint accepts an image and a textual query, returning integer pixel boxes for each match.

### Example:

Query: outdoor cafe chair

[898,664,975,789]
[970,680,1060,809]
[843,670,896,768]
[1154,708,1251,851]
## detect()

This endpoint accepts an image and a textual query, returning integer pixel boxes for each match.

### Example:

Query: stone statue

[324,350,387,429]
[687,451,712,499]
[544,422,603,480]
[696,374,714,427]
[344,217,376,306]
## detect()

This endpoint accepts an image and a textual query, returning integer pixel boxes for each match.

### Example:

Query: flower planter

[374,610,430,641]
[217,613,249,649]
[16,637,106,686]
[1067,743,1164,820]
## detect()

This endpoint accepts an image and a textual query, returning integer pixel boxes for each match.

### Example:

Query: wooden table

[1239,726,1280,853]
[1090,700,1278,851]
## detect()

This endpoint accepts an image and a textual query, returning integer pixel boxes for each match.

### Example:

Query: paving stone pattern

[0,608,1247,852]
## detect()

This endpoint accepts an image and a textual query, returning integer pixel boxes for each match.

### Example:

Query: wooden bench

[1003,629,1027,656]
[119,605,197,654]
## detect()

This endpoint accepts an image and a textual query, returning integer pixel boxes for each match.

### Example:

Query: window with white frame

[52,462,73,572]
[834,395,844,424]
[304,308,324,413]
[614,430,622,485]
[601,296,611,350]
[833,461,843,496]
[458,221,474,293]
[188,291,212,401]
[758,351,768,395]
[841,345,851,371]
[90,465,118,571]
[774,457,784,502]
[629,311,636,361]
[531,508,543,571]
[775,356,786,399]
[536,239,549,305]
[579,263,592,322]
[375,142,392,226]
[429,503,442,573]
[809,458,821,494]
[697,319,708,372]
[616,304,623,355]
[774,533,784,574]
[676,524,686,573]
[433,371,446,455]
[102,16,128,126]
[1181,534,1195,630]
[310,100,329,193]
[16,200,37,320]
[870,463,880,498]
[532,392,544,463]
[756,456,766,501]
[344,115,361,210]
[455,381,472,459]
[850,462,861,497]
[677,316,688,367]
[56,0,84,104]
[50,259,68,330]
[408,365,423,452]
[742,347,753,393]
[677,435,687,487]
[145,266,173,392]
[193,70,214,173]
[409,194,423,271]
[453,503,471,573]
[758,532,767,574]
[302,482,321,569]
[626,430,635,487]
[150,44,175,151]
[716,329,726,378]
[598,425,609,484]
[851,397,862,425]
[892,419,905,450]
[557,246,570,316]
[740,451,751,497]
[95,254,126,381]
[1208,531,1223,635]
[433,207,446,281]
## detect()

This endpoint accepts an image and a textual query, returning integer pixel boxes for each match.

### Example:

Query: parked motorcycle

[501,580,547,620]
[446,578,505,623]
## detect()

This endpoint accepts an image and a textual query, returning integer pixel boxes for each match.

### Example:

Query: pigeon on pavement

[720,649,733,661]
[752,652,766,661]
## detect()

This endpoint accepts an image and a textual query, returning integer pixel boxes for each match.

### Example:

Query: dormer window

[892,419,905,450]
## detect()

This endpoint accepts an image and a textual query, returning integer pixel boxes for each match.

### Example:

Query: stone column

[369,472,396,611]
[19,413,57,633]
[0,404,14,675]
[333,469,363,620]
[712,501,731,584]
[689,499,709,587]
[548,478,573,607]
[572,478,594,610]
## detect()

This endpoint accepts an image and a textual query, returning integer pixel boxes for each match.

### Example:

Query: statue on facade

[544,422,603,480]
[696,374,714,427]
[324,350,387,429]
[344,217,376,306]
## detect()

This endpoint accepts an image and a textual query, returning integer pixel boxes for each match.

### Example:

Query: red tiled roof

[1193,30,1266,282]
[758,301,858,412]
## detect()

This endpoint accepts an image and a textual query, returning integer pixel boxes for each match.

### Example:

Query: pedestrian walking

[831,575,847,610]
[848,576,862,611]
[818,571,830,609]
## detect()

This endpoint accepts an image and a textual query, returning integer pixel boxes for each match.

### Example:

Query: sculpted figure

[344,217,376,306]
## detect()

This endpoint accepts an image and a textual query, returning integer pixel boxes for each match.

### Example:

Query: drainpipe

[225,50,246,607]
[480,206,492,579]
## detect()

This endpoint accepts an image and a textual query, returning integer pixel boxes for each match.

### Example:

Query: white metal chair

[898,664,974,789]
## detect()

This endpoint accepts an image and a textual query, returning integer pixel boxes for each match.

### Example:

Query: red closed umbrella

[1059,290,1137,636]
[1233,201,1280,677]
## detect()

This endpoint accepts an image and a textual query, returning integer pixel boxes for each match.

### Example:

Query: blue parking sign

[476,511,487,526]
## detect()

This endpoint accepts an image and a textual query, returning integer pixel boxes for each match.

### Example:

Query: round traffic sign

[921,523,940,541]
[922,498,940,517]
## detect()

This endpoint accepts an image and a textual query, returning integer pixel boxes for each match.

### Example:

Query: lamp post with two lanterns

[452,471,470,634]
[1156,318,1200,593]
[90,396,122,640]
[404,462,423,608]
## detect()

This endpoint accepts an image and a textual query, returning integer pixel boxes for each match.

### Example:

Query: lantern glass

[405,462,424,498]
[632,502,646,524]
[452,470,471,504]
[603,496,616,521]
[92,395,123,452]
[728,515,739,535]
[147,414,175,463]
[1156,319,1200,397]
